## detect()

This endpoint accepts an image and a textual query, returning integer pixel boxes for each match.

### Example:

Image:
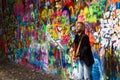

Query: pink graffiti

[62,35,70,45]
[78,15,85,22]
[14,3,24,17]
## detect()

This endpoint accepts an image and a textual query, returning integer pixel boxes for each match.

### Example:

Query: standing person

[70,21,94,80]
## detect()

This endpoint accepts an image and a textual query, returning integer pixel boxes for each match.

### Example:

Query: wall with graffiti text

[1,0,120,79]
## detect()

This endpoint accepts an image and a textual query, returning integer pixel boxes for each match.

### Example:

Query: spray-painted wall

[1,0,120,79]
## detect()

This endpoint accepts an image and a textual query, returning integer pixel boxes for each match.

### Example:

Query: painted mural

[1,0,120,80]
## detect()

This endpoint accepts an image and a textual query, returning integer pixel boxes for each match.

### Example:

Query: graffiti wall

[1,0,120,79]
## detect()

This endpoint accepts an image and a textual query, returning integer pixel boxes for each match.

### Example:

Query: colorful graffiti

[1,0,120,79]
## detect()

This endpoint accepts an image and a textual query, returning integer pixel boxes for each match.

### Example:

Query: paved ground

[0,60,61,80]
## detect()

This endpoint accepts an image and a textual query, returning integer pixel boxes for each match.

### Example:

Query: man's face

[76,23,82,33]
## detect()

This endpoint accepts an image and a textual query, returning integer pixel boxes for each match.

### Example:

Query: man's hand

[73,56,80,63]
[70,47,74,52]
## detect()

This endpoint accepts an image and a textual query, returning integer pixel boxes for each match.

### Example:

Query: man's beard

[76,29,82,33]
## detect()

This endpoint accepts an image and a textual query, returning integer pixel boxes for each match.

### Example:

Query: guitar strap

[74,34,85,57]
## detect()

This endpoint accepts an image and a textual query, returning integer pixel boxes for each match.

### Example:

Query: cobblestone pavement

[0,61,61,80]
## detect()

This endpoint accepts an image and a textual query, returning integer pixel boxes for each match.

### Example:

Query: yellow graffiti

[41,8,48,21]
[78,6,97,23]
[69,6,75,17]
